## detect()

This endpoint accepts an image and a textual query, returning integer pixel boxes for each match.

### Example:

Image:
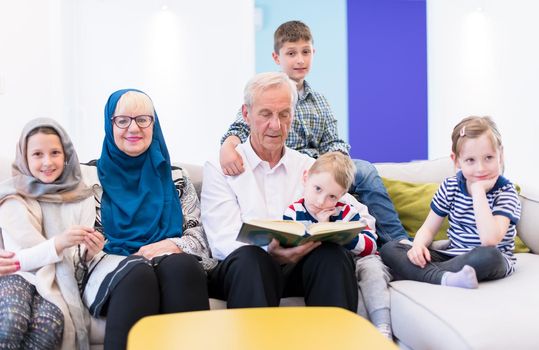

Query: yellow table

[127,307,397,350]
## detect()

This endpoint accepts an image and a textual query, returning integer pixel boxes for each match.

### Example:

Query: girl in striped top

[381,116,521,289]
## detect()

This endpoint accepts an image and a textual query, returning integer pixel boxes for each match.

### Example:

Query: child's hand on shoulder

[220,137,244,176]
[83,229,105,261]
[55,225,95,255]
[407,243,431,268]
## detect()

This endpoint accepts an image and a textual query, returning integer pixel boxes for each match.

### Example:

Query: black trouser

[380,241,508,284]
[208,243,358,312]
[104,253,209,350]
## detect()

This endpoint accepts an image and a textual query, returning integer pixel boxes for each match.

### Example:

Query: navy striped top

[431,172,521,275]
[283,198,378,256]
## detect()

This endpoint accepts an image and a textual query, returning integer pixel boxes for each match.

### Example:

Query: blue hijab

[97,89,183,255]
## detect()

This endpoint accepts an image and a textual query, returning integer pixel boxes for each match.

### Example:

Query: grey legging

[0,275,63,350]
[380,241,508,284]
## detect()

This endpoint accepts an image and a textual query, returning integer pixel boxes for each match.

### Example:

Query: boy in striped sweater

[283,152,392,338]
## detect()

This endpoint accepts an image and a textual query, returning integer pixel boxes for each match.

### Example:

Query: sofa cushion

[390,253,539,350]
[382,177,450,241]
[375,157,455,184]
[175,162,203,197]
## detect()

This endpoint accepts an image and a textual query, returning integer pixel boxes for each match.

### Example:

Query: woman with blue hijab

[79,89,214,350]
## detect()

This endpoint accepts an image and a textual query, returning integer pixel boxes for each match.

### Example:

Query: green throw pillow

[381,177,449,241]
[381,177,529,253]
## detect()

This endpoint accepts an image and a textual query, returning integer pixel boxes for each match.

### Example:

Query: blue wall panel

[347,0,428,162]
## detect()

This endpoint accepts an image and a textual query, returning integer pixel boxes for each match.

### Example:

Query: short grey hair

[243,72,298,111]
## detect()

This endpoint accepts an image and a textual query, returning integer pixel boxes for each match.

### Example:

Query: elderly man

[201,72,357,311]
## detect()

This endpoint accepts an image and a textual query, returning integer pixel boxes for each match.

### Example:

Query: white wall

[0,0,255,165]
[2,1,537,189]
[428,0,539,192]
[0,0,71,155]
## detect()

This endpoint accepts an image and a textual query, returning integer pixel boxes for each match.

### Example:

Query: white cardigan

[0,195,95,350]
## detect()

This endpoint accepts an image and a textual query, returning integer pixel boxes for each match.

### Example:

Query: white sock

[376,323,393,340]
[441,265,478,289]
[371,308,392,339]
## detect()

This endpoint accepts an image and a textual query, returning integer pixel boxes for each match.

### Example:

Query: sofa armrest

[517,192,539,254]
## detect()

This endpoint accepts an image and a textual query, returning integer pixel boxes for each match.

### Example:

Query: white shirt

[201,139,315,260]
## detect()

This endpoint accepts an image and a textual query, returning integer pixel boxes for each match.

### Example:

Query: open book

[236,219,367,247]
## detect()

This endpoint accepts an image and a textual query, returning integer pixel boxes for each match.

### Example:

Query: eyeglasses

[112,115,154,129]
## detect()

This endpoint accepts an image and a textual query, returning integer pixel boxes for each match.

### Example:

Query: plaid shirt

[221,80,350,158]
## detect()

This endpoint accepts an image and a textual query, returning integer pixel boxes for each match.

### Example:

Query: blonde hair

[114,91,155,117]
[308,152,356,190]
[451,116,502,157]
[274,20,313,54]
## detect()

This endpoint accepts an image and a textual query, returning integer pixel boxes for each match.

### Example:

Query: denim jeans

[350,159,409,245]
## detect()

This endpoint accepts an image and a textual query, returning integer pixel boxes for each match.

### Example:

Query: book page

[308,221,365,235]
[248,220,305,236]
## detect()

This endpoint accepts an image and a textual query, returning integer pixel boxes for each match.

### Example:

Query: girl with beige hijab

[0,118,104,350]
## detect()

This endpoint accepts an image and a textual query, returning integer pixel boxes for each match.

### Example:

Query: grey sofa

[175,157,539,350]
[1,156,538,349]
[374,157,539,350]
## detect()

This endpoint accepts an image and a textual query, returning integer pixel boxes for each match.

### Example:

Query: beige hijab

[7,117,92,201]
[0,118,92,350]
